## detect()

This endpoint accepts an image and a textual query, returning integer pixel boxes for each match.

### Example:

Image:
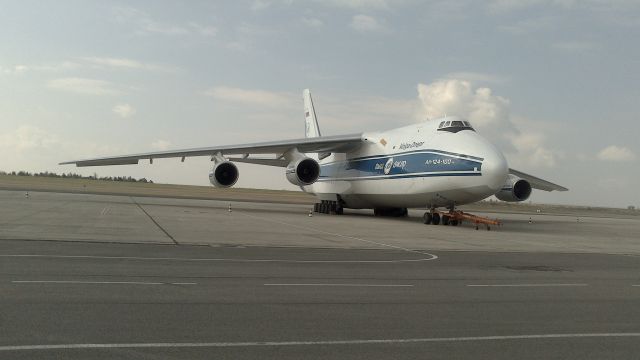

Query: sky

[1,0,639,208]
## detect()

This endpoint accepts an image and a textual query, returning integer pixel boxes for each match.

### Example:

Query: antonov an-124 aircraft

[62,89,567,227]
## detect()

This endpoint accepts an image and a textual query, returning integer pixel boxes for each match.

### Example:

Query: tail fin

[303,89,321,138]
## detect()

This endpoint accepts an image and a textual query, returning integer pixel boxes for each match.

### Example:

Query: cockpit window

[437,119,475,133]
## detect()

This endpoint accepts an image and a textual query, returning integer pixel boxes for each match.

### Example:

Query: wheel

[423,212,432,224]
[432,213,441,225]
[322,202,329,214]
[330,202,337,214]
[335,206,344,215]
[442,215,450,226]
[451,219,459,226]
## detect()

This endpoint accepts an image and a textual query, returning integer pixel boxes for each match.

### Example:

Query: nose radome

[482,146,509,192]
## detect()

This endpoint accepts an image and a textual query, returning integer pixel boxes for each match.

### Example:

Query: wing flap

[509,168,568,192]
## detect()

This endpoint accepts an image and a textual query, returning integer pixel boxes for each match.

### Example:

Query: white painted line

[264,283,414,287]
[11,280,196,286]
[234,211,438,260]
[2,333,640,351]
[0,254,432,264]
[632,285,640,287]
[467,283,588,287]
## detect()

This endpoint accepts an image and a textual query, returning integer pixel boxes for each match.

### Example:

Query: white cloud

[511,133,558,167]
[82,57,179,72]
[1,61,80,74]
[204,86,296,108]
[498,16,555,34]
[417,79,510,128]
[251,0,271,11]
[112,104,136,118]
[47,77,122,96]
[487,0,575,14]
[350,14,385,33]
[416,78,557,167]
[189,23,218,37]
[315,0,389,10]
[0,126,60,151]
[597,145,636,162]
[444,72,507,84]
[552,41,598,52]
[301,17,325,28]
[113,6,216,37]
[151,139,173,150]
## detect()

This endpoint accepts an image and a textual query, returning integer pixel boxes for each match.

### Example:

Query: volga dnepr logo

[384,157,394,175]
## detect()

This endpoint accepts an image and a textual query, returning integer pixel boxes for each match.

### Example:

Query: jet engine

[495,175,532,202]
[209,161,239,188]
[286,157,320,186]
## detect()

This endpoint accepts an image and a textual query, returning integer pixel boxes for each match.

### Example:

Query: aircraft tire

[423,212,432,224]
[451,219,459,226]
[432,213,441,225]
[442,215,450,226]
[335,206,344,215]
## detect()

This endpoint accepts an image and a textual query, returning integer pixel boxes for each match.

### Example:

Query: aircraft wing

[60,134,364,167]
[509,168,568,192]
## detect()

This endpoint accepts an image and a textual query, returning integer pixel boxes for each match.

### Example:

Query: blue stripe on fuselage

[318,150,483,181]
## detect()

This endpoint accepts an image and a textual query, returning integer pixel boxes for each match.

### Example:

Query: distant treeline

[0,170,153,183]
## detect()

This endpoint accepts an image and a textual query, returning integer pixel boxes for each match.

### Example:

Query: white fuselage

[303,117,509,209]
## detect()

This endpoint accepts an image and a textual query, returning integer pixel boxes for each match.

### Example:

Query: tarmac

[1,190,640,359]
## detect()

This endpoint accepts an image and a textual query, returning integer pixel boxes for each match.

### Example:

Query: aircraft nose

[482,147,509,192]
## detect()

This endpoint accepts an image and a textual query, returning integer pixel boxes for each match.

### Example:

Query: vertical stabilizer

[303,89,321,138]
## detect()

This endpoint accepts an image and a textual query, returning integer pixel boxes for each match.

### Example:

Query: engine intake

[209,161,239,188]
[286,157,320,186]
[495,175,532,202]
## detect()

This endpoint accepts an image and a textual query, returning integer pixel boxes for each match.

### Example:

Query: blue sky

[1,0,639,207]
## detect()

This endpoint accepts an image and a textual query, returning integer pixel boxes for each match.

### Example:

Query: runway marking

[0,254,434,264]
[467,283,588,287]
[11,280,197,286]
[263,283,414,287]
[131,197,179,245]
[2,333,640,351]
[234,211,438,261]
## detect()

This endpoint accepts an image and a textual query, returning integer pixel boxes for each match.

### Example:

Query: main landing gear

[423,209,499,230]
[314,200,343,215]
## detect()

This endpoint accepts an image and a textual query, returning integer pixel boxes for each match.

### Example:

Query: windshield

[438,119,475,133]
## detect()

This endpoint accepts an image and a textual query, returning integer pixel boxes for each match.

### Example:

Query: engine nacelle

[495,175,532,202]
[286,157,320,186]
[208,161,239,188]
